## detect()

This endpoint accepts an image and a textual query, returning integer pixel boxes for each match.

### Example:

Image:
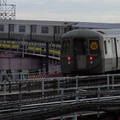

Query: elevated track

[0,39,61,72]
[0,74,120,119]
[0,40,61,60]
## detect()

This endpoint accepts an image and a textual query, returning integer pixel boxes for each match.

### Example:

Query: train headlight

[68,61,71,64]
[90,61,93,64]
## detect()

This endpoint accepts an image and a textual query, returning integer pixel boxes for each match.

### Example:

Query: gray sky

[9,0,120,23]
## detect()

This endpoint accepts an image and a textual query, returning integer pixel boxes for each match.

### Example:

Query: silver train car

[0,19,75,42]
[61,29,120,75]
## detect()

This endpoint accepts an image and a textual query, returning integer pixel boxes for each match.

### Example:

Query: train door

[61,39,71,74]
[116,38,120,68]
[30,25,37,40]
[8,24,14,39]
[74,38,86,69]
[111,38,118,69]
[53,26,60,41]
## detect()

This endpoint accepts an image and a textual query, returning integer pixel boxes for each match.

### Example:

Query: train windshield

[61,40,70,55]
[74,38,86,55]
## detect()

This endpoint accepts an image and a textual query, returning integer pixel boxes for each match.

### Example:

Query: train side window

[41,27,49,34]
[0,25,4,31]
[19,25,26,32]
[104,41,107,54]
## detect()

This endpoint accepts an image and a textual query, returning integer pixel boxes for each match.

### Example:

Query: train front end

[61,29,102,75]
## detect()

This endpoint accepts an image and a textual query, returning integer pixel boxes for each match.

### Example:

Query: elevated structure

[0,0,16,19]
[0,74,120,119]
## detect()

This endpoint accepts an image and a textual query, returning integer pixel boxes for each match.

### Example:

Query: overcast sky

[8,0,120,23]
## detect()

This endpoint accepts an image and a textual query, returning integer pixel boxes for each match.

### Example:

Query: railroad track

[0,74,120,119]
[0,94,120,120]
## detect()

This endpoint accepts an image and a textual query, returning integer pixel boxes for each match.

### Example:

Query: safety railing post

[76,89,79,102]
[97,85,100,119]
[75,77,79,101]
[61,88,64,106]
[42,80,44,95]
[76,77,78,91]
[3,81,6,102]
[57,79,60,94]
[112,75,114,89]
[98,85,100,99]
[9,81,11,93]
[19,81,22,114]
[107,74,110,90]
[73,112,78,120]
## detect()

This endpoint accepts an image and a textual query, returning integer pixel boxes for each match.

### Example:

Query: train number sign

[90,42,98,50]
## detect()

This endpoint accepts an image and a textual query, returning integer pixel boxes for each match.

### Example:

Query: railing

[0,40,61,60]
[0,74,120,119]
[0,74,119,103]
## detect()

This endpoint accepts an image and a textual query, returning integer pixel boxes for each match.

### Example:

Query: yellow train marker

[90,42,98,50]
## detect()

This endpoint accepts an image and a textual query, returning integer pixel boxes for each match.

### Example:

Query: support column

[46,42,49,74]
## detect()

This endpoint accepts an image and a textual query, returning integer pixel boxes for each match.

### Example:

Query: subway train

[0,19,76,42]
[1,19,120,42]
[61,29,120,75]
[0,19,77,58]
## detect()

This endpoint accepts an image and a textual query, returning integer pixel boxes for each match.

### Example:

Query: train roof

[1,19,120,30]
[92,29,120,37]
[62,29,120,38]
[73,22,120,29]
[0,19,76,26]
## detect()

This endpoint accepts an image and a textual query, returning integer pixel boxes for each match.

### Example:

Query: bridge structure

[0,35,120,120]
[1,21,120,120]
[0,73,120,120]
[0,39,61,75]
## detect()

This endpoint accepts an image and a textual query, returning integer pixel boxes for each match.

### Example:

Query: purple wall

[0,58,42,70]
